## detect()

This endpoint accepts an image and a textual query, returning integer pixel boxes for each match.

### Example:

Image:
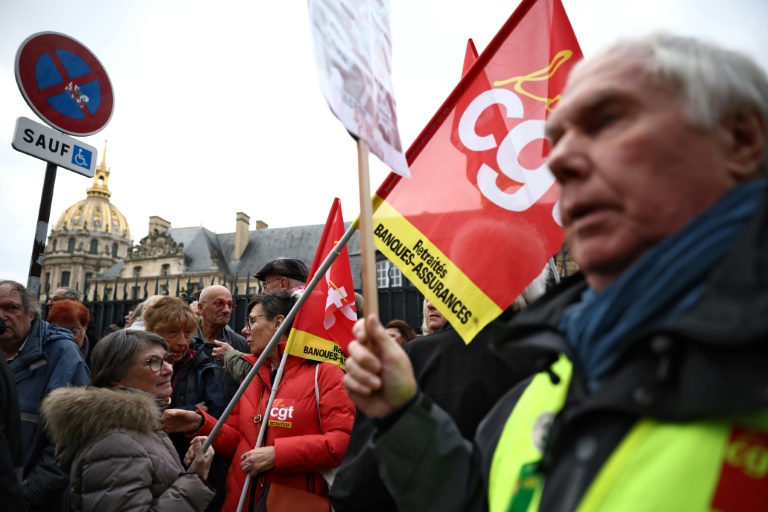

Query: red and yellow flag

[372,0,582,343]
[286,199,356,369]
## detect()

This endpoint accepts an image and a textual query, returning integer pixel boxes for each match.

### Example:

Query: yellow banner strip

[285,329,347,370]
[372,197,503,343]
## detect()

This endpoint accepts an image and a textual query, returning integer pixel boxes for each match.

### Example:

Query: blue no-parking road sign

[15,32,114,136]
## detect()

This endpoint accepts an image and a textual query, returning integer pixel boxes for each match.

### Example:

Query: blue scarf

[559,180,767,390]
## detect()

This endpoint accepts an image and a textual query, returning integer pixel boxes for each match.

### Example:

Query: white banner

[309,0,409,177]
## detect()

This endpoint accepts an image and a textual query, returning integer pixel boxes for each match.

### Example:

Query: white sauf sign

[12,116,97,177]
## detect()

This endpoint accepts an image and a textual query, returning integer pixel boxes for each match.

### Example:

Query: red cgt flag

[286,198,356,369]
[372,0,582,343]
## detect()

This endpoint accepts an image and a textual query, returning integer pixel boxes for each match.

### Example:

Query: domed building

[40,143,133,299]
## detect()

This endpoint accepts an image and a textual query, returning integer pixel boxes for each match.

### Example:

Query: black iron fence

[42,285,425,343]
[81,274,250,303]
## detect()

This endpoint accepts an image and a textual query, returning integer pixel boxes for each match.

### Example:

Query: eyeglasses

[261,278,282,288]
[202,300,236,310]
[68,326,84,336]
[244,314,270,330]
[133,354,175,372]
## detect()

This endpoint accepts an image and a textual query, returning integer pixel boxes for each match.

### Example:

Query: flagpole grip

[356,139,379,318]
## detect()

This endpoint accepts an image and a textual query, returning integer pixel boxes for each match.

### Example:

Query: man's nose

[547,133,590,183]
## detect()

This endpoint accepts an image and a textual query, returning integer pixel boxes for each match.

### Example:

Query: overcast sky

[2,0,766,286]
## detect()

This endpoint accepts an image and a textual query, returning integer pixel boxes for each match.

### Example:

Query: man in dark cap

[254,258,308,294]
[215,258,310,383]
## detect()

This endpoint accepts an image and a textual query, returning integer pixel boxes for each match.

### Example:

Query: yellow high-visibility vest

[489,356,768,512]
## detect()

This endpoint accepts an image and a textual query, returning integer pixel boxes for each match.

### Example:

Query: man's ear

[723,109,767,181]
[274,315,285,330]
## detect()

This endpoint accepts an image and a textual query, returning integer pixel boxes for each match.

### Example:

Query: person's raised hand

[160,409,203,433]
[212,340,233,361]
[343,314,417,418]
[186,436,214,481]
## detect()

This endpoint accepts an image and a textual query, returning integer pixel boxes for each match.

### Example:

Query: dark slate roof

[98,259,124,278]
[166,227,230,274]
[217,222,362,289]
[93,222,362,289]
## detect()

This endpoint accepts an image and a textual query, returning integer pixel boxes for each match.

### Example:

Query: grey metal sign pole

[27,162,57,297]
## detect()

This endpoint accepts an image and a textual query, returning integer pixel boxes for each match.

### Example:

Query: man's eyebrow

[546,89,628,139]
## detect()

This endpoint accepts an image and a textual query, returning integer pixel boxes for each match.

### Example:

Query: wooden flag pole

[356,139,379,318]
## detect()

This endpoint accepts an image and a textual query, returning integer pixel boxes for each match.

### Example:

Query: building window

[89,239,98,254]
[85,272,93,284]
[44,272,50,290]
[53,240,57,252]
[390,265,403,287]
[67,238,75,253]
[112,243,118,257]
[61,271,71,287]
[131,286,141,300]
[161,284,169,295]
[376,261,389,287]
[161,264,170,276]
[376,260,403,288]
[133,266,142,278]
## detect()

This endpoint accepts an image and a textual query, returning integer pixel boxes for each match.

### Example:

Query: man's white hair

[573,32,768,175]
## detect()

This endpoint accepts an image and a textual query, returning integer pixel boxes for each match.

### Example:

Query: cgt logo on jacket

[267,398,296,428]
[711,427,768,510]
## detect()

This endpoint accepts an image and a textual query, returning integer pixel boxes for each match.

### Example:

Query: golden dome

[51,142,132,241]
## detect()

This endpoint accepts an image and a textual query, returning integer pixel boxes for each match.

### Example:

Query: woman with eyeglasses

[46,299,90,359]
[144,296,228,511]
[163,290,355,512]
[40,330,216,511]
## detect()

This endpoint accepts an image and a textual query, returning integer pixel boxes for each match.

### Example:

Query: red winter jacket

[195,348,355,511]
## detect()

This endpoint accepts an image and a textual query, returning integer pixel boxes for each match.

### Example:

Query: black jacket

[330,321,544,512]
[0,356,24,511]
[192,325,249,403]
[370,192,768,511]
[169,349,225,463]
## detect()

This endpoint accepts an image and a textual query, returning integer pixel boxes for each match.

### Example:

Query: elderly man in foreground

[343,33,768,511]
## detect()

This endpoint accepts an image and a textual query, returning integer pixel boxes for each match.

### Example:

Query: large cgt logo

[456,50,573,225]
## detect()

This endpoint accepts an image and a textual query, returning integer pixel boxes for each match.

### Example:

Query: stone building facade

[85,212,363,302]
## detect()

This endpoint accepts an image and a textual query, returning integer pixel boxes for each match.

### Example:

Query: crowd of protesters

[1,257,361,511]
[2,31,767,512]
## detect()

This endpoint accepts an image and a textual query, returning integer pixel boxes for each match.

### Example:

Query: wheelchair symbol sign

[72,146,92,170]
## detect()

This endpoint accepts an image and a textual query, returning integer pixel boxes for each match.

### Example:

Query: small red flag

[286,199,356,368]
[462,39,479,78]
[372,0,582,343]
